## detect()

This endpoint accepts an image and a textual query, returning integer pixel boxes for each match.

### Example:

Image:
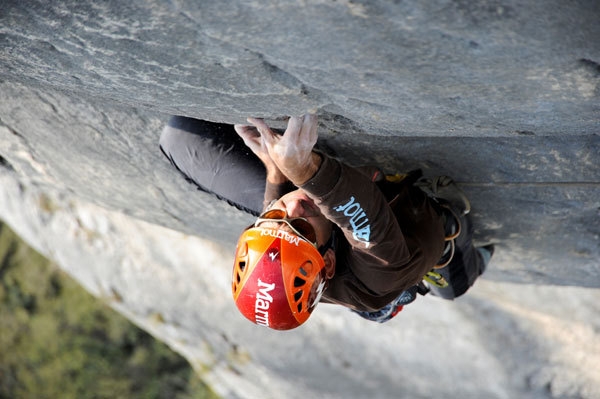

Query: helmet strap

[318,228,337,256]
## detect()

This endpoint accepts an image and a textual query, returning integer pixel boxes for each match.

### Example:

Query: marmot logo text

[255,279,275,327]
[334,196,371,247]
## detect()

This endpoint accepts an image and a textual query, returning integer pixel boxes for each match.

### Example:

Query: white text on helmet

[255,279,275,327]
[260,228,300,246]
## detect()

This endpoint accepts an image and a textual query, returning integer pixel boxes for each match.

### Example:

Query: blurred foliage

[0,222,220,399]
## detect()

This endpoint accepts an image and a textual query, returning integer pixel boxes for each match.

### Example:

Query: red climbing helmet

[232,224,328,330]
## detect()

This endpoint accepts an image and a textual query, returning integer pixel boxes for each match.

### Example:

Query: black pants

[159,116,266,216]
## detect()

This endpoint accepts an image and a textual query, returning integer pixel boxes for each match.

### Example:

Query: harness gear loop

[442,204,461,241]
[434,240,455,269]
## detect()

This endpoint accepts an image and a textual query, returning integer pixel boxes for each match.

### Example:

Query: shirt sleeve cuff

[299,152,342,198]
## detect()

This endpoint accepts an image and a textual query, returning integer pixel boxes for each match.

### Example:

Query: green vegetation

[0,221,220,399]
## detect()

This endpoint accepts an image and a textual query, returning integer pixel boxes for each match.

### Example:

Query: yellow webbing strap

[385,173,409,183]
[423,271,449,288]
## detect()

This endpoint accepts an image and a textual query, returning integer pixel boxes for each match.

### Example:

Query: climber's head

[232,190,336,330]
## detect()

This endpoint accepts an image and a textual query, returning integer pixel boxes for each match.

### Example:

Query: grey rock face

[2,0,599,135]
[0,0,599,397]
[0,0,598,285]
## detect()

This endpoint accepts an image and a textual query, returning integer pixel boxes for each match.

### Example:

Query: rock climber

[159,113,493,330]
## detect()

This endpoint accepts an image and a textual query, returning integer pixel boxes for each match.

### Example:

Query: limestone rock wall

[2,0,599,136]
[1,1,599,398]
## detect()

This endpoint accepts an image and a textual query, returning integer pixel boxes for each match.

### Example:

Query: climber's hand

[245,114,321,186]
[234,123,288,184]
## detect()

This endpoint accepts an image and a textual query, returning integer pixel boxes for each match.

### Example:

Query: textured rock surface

[1,80,597,287]
[1,0,599,398]
[2,0,599,135]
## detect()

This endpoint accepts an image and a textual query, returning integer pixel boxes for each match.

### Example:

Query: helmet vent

[294,277,306,287]
[294,291,303,301]
[239,261,246,272]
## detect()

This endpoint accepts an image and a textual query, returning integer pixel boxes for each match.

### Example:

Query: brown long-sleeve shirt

[267,153,445,312]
